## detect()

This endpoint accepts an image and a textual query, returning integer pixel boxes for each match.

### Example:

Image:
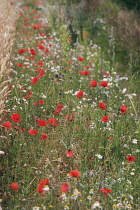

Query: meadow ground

[0,0,140,210]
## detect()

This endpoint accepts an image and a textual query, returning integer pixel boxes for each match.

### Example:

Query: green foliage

[60,25,71,58]
[114,0,140,12]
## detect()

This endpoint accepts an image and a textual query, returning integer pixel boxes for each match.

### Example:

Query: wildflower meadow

[0,0,140,209]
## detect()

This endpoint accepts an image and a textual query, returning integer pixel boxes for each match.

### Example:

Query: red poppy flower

[30,49,36,55]
[85,122,92,126]
[32,10,37,13]
[55,105,64,114]
[54,108,62,115]
[48,118,59,126]
[36,184,45,195]
[10,2,14,5]
[57,105,64,108]
[18,49,25,54]
[65,115,69,121]
[67,59,72,64]
[15,126,25,132]
[99,102,106,110]
[85,32,89,36]
[78,71,90,75]
[101,116,109,122]
[90,80,98,87]
[65,113,76,121]
[25,56,35,60]
[40,133,48,140]
[14,126,20,130]
[24,18,29,22]
[105,72,110,76]
[27,91,32,97]
[48,43,52,47]
[100,81,108,87]
[54,111,59,115]
[38,61,44,67]
[25,48,29,52]
[36,178,49,195]
[17,63,24,67]
[24,91,32,99]
[69,170,81,177]
[126,155,136,162]
[20,128,25,133]
[78,57,84,61]
[35,68,43,73]
[83,71,90,75]
[38,69,45,77]
[120,105,128,114]
[33,102,39,106]
[39,32,46,37]
[107,137,113,139]
[66,150,74,158]
[11,113,22,123]
[39,179,49,185]
[1,121,12,129]
[44,48,50,54]
[39,100,44,104]
[32,24,41,29]
[71,113,76,119]
[40,42,46,46]
[100,188,112,198]
[23,6,30,10]
[28,129,38,135]
[75,126,79,130]
[66,37,72,42]
[10,183,19,191]
[31,77,40,85]
[37,45,45,50]
[76,91,85,98]
[61,183,70,193]
[48,118,56,123]
[37,120,48,127]
[78,71,83,74]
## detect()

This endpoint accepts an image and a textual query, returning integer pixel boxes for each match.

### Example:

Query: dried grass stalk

[0,0,18,121]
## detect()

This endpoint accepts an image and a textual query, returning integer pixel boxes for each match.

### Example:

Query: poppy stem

[26,176,37,190]
[26,190,36,200]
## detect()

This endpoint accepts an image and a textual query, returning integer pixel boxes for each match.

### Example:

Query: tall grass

[0,0,140,209]
[0,0,18,120]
